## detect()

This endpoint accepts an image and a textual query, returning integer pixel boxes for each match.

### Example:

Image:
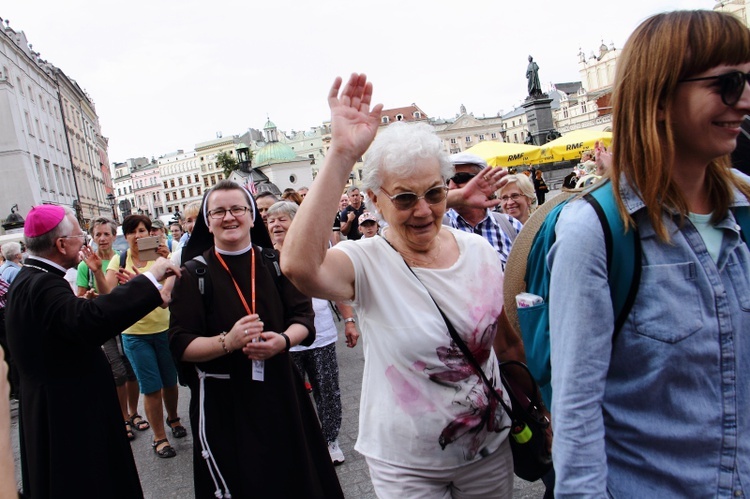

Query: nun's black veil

[180,185,274,265]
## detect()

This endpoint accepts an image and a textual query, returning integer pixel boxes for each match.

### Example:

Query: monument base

[522,97,555,146]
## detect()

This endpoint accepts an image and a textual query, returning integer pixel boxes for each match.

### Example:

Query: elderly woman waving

[282,74,525,498]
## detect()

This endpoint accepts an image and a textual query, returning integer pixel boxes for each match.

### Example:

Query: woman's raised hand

[328,73,383,164]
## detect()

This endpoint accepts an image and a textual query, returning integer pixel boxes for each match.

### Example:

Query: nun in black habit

[168,180,343,499]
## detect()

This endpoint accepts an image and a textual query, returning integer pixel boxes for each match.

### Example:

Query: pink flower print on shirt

[385,365,437,415]
[427,321,505,458]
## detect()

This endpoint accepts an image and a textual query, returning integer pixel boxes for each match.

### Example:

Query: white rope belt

[196,366,232,499]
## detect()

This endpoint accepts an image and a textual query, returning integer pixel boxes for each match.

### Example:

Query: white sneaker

[328,440,345,465]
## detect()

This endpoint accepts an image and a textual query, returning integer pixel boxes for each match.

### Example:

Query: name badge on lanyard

[216,249,264,382]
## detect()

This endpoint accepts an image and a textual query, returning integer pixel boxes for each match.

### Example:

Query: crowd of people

[1,8,749,499]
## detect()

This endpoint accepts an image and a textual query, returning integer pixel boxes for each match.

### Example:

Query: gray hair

[91,217,117,235]
[1,242,22,261]
[500,174,537,207]
[24,208,76,257]
[266,201,299,221]
[360,122,453,211]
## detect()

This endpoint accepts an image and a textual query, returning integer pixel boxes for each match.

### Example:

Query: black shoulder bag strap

[381,236,514,418]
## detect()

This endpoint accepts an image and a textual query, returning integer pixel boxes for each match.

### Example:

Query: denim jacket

[549,175,750,498]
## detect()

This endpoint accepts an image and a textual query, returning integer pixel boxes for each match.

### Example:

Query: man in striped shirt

[443,152,522,270]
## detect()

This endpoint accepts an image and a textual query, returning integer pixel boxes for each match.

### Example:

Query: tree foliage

[217,151,239,178]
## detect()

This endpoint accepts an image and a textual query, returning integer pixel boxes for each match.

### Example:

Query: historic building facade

[158,149,201,216]
[130,159,164,218]
[0,19,76,230]
[55,67,110,226]
[0,16,114,233]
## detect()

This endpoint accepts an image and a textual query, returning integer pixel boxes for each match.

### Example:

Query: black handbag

[497,360,553,481]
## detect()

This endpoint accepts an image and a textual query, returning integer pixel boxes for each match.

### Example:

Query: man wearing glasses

[443,152,522,270]
[5,205,180,498]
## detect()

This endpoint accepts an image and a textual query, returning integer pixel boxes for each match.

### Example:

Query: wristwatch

[344,317,356,324]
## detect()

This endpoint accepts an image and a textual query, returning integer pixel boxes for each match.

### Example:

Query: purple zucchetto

[24,205,66,238]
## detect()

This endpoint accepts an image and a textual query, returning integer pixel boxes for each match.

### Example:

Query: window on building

[194,174,199,183]
[35,156,46,191]
[396,114,404,121]
[180,189,185,199]
[465,136,471,143]
[54,166,62,195]
[479,134,485,140]
[491,133,497,139]
[44,160,53,192]
[178,177,183,186]
[197,186,201,195]
[211,175,216,185]
[381,116,389,124]
[25,112,33,136]
[450,138,457,144]
[414,111,421,118]
[581,101,587,113]
[17,77,23,92]
[170,179,175,188]
[28,87,33,100]
[204,177,209,187]
[188,187,193,197]
[163,181,168,189]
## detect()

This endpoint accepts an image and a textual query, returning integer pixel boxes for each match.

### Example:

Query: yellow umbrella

[533,129,613,164]
[464,141,542,167]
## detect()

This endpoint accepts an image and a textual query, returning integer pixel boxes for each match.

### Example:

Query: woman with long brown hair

[548,10,750,496]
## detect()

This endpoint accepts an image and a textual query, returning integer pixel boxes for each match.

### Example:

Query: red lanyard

[214,249,255,315]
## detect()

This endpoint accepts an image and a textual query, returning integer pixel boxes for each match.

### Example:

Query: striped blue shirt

[445,209,522,270]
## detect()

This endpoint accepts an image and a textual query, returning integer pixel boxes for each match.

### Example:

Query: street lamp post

[106,193,118,223]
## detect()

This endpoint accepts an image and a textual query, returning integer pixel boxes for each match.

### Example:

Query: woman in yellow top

[104,214,186,458]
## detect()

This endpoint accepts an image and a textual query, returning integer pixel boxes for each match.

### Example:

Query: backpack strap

[583,181,642,336]
[491,212,519,244]
[732,206,750,244]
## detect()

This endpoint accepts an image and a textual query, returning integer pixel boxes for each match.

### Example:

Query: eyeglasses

[500,193,524,202]
[379,185,448,210]
[61,234,87,240]
[207,206,251,220]
[679,70,750,107]
[448,172,477,185]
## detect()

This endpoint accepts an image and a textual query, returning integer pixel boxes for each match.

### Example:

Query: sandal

[125,420,135,441]
[129,413,150,432]
[166,417,187,439]
[152,438,176,459]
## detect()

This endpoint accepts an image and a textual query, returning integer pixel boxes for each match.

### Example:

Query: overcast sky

[4,0,709,163]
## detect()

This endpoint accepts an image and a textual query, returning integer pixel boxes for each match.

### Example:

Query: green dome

[263,120,276,130]
[255,142,297,165]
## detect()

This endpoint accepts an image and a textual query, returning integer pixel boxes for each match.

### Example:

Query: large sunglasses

[448,172,477,185]
[679,70,750,107]
[379,185,449,210]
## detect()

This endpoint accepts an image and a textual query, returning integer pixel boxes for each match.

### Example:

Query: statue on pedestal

[526,55,543,98]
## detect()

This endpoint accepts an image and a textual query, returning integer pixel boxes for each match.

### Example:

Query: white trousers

[366,437,514,499]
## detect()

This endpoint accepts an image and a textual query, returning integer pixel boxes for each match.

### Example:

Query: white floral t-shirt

[335,228,510,469]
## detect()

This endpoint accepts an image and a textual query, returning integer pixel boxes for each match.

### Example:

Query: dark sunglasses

[448,172,477,185]
[379,185,449,210]
[679,70,750,107]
